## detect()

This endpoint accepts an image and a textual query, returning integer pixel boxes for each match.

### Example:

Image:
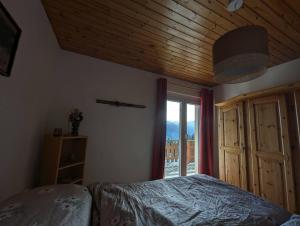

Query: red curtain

[199,88,214,176]
[151,78,167,180]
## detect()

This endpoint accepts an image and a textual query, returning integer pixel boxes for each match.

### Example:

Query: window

[164,99,200,178]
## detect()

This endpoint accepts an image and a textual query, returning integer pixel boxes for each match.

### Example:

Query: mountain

[166,121,195,140]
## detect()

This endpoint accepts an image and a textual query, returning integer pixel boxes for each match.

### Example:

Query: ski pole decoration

[96,99,146,109]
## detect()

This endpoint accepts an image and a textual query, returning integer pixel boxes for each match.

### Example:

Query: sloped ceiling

[42,0,300,85]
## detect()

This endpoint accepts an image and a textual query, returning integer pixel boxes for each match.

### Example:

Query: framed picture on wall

[0,2,21,77]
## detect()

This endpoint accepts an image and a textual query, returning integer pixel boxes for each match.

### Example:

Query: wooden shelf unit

[39,135,87,186]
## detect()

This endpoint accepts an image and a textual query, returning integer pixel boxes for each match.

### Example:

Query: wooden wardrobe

[217,84,300,213]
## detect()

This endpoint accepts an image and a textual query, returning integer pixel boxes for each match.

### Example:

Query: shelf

[62,136,87,140]
[57,177,83,184]
[59,161,84,170]
[71,178,83,184]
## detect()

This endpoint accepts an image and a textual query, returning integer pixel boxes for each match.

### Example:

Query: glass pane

[165,101,180,178]
[186,104,197,176]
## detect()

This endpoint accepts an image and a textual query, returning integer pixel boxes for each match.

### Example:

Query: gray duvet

[88,174,291,226]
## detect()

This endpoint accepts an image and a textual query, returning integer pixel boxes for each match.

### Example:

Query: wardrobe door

[248,95,295,212]
[218,102,247,190]
[293,90,300,212]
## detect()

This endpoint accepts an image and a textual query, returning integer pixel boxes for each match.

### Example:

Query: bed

[88,174,296,226]
[0,175,299,226]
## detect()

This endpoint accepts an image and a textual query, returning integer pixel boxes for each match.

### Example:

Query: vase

[71,121,80,136]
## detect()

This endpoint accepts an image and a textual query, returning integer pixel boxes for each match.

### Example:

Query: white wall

[213,58,300,177]
[214,58,300,103]
[0,0,60,200]
[49,51,157,184]
[47,50,205,185]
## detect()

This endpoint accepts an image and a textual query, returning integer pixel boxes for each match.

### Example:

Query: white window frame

[166,91,200,177]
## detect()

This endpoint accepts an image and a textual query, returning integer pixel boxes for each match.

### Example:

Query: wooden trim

[59,161,85,170]
[247,99,260,196]
[238,101,247,191]
[279,95,296,212]
[218,107,225,181]
[62,135,88,140]
[71,178,83,184]
[215,82,300,107]
[54,138,63,183]
[292,91,300,213]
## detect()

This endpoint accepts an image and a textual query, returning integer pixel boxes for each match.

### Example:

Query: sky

[167,101,196,122]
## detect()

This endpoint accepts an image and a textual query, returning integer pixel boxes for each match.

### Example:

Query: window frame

[165,92,200,178]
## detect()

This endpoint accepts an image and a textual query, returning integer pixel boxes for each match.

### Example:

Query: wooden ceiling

[42,0,300,86]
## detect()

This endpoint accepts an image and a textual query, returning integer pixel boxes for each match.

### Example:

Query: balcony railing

[165,140,195,163]
[165,140,196,178]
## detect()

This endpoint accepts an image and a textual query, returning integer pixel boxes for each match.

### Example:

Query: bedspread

[88,174,291,226]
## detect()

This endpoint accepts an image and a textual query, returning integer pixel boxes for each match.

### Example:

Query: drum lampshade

[213,26,269,84]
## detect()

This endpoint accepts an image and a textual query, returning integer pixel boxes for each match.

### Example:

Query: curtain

[151,78,167,180]
[199,88,214,176]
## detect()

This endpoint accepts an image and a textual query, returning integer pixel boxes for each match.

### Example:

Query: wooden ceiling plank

[61,32,213,75]
[64,33,280,83]
[76,0,214,55]
[196,0,299,59]
[269,45,290,63]
[63,40,214,85]
[60,38,214,83]
[166,36,211,58]
[262,0,300,34]
[194,0,251,27]
[138,0,225,38]
[45,2,214,72]
[175,0,295,61]
[61,41,160,71]
[270,55,284,66]
[174,0,237,30]
[283,0,300,17]
[217,0,300,53]
[91,0,217,57]
[63,39,216,86]
[106,0,214,46]
[56,27,213,76]
[50,0,285,77]
[48,11,213,73]
[269,37,297,60]
[45,0,213,61]
[56,29,214,78]
[125,0,217,43]
[152,0,228,35]
[244,0,300,47]
[42,0,300,85]
[61,37,212,79]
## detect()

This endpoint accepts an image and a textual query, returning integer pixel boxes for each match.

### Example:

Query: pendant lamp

[213,26,269,84]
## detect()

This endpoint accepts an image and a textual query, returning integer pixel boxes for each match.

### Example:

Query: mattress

[88,174,292,226]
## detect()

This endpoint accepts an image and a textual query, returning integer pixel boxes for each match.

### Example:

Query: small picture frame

[0,2,21,77]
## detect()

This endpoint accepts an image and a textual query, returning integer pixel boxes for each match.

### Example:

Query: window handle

[184,134,188,140]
